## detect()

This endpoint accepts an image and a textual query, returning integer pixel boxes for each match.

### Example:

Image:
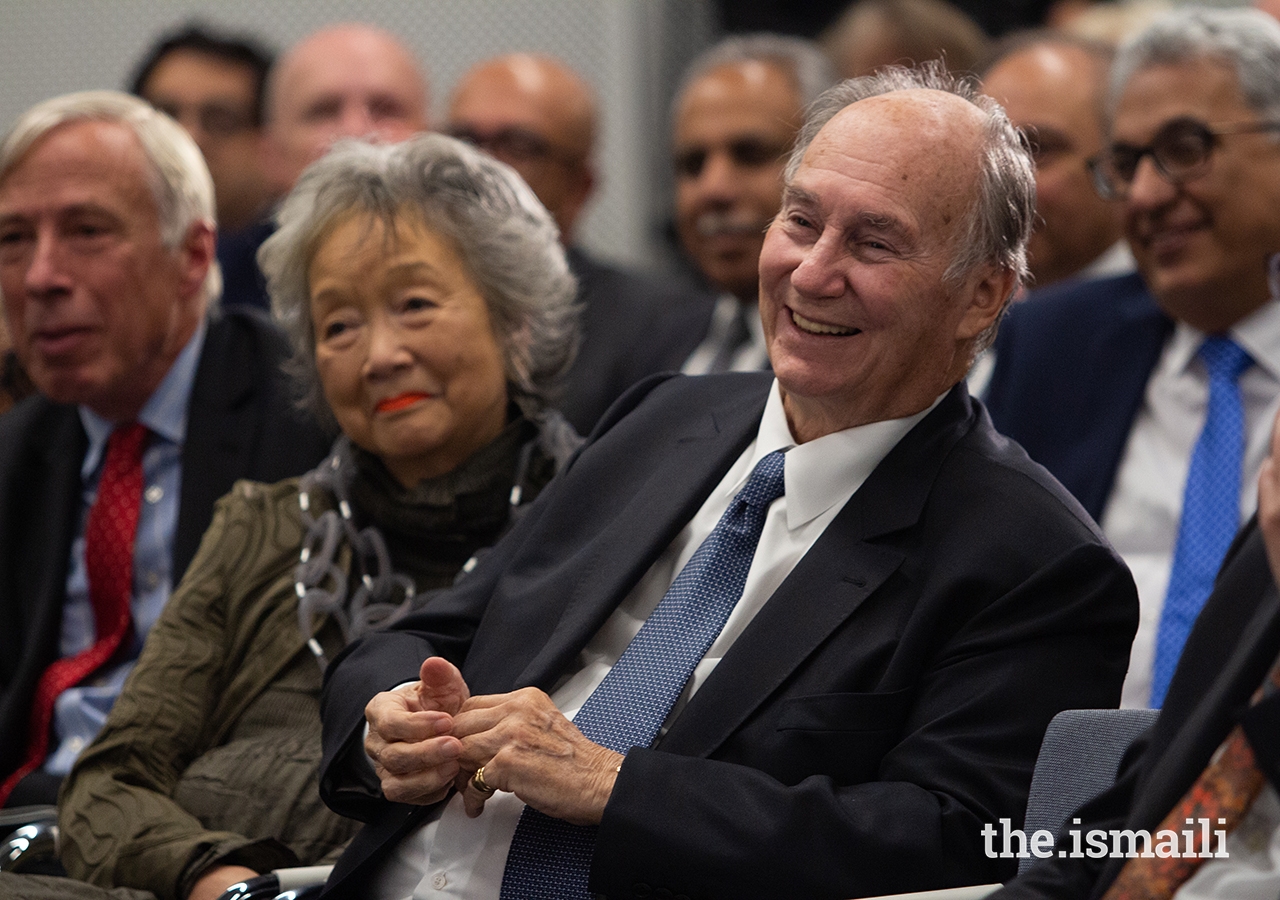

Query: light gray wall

[0,0,718,268]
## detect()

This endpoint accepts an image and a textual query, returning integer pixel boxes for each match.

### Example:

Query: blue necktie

[499,450,787,900]
[1151,336,1252,707]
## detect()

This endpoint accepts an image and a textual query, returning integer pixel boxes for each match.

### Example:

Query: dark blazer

[985,272,1173,521]
[994,522,1279,900]
[319,372,1137,900]
[558,247,716,435]
[0,308,330,788]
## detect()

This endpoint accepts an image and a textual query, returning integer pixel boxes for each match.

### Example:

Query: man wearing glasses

[987,6,1280,709]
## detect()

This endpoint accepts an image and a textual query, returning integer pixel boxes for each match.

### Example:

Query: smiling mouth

[376,392,431,413]
[791,309,860,337]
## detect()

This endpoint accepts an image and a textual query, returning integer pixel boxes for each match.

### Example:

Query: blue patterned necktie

[1151,336,1252,707]
[499,449,787,900]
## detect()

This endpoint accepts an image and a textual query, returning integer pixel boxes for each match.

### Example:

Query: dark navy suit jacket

[985,272,1174,521]
[318,372,1137,900]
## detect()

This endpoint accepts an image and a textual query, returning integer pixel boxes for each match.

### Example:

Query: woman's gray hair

[259,133,579,421]
[1109,7,1280,125]
[785,62,1034,351]
[0,90,220,308]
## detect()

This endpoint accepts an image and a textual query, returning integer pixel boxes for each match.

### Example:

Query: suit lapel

[175,314,258,580]
[505,383,768,692]
[660,385,974,758]
[1076,281,1172,520]
[0,402,86,776]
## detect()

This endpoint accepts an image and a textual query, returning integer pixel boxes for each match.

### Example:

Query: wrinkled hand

[1259,407,1280,584]
[365,657,471,805]
[451,687,624,825]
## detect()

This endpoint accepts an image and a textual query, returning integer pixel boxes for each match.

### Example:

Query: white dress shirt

[1102,300,1280,708]
[370,378,938,899]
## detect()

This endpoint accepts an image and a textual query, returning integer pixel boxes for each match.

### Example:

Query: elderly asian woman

[52,134,580,900]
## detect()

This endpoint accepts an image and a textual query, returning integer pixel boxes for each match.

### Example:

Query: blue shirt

[45,321,206,774]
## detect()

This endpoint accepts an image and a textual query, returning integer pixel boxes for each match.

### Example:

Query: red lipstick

[376,392,430,413]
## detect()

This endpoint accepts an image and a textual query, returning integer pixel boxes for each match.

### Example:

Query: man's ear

[177,218,217,304]
[955,264,1018,342]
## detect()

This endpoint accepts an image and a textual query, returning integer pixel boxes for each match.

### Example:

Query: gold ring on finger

[471,765,496,797]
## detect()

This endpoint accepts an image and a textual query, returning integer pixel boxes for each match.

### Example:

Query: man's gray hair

[1109,7,1280,124]
[785,62,1034,350]
[675,33,837,113]
[0,90,220,307]
[258,133,579,422]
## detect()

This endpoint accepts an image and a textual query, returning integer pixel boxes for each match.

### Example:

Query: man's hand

[364,657,471,805]
[1259,406,1280,583]
[451,687,624,825]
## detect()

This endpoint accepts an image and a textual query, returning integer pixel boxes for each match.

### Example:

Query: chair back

[1018,707,1157,874]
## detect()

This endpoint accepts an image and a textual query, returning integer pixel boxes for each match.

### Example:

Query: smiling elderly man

[316,65,1137,900]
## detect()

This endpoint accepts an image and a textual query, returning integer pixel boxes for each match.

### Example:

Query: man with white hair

[0,91,328,807]
[315,64,1134,900]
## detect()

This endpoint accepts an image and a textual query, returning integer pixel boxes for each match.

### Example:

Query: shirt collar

[737,379,939,531]
[1165,298,1280,384]
[78,318,207,479]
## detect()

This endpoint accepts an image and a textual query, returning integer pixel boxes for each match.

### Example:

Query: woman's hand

[451,687,624,825]
[364,657,471,806]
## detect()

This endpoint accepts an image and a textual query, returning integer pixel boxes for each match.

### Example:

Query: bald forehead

[270,25,427,117]
[800,90,986,235]
[987,43,1108,97]
[450,54,596,147]
[831,89,986,149]
[457,55,593,110]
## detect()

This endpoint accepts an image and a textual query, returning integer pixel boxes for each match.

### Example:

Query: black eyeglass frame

[1087,117,1280,201]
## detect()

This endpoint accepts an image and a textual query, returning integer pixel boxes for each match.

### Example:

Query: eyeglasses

[445,125,581,168]
[1088,116,1280,200]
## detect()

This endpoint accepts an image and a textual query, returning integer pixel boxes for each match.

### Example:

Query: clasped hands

[363,656,624,825]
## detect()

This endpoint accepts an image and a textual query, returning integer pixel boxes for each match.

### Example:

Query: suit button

[431,872,447,890]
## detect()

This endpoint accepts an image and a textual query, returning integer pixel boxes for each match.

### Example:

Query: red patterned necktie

[1102,652,1280,900]
[0,422,148,806]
